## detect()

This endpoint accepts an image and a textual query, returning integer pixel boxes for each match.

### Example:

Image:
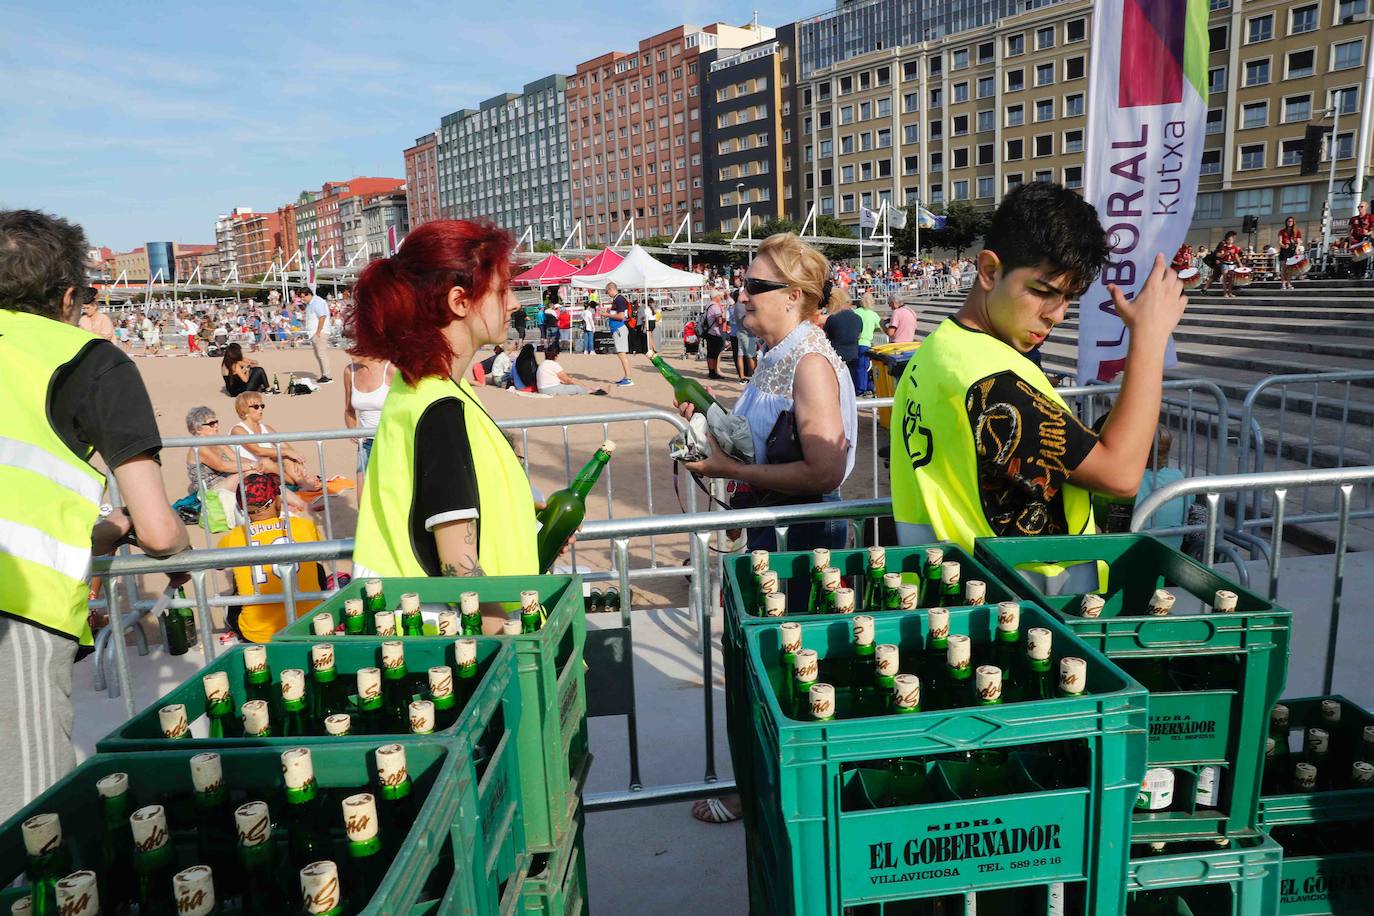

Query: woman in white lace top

[679,233,857,553]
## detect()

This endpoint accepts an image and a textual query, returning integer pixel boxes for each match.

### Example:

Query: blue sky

[0,0,805,251]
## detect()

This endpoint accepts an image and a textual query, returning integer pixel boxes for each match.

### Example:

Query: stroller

[683,319,700,358]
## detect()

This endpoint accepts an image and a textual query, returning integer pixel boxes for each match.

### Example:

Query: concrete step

[1170,329,1374,361]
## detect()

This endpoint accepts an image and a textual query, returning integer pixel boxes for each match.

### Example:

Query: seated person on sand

[536,342,606,395]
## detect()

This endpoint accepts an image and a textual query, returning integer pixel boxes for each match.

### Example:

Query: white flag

[859,206,878,230]
[888,208,908,230]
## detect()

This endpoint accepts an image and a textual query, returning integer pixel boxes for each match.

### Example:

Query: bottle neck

[383,664,408,680]
[134,843,174,873]
[996,629,1019,644]
[101,794,132,823]
[349,836,382,859]
[380,779,412,801]
[246,670,271,687]
[207,697,234,717]
[853,642,874,657]
[433,693,456,711]
[568,450,611,499]
[282,697,306,712]
[313,667,337,684]
[286,783,318,804]
[458,661,478,680]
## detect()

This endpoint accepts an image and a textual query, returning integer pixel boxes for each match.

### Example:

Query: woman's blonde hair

[756,233,851,319]
[234,391,264,418]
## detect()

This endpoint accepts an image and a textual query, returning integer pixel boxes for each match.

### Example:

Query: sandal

[691,796,742,824]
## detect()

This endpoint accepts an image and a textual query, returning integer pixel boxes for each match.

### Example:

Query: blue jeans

[856,345,872,394]
[581,328,595,353]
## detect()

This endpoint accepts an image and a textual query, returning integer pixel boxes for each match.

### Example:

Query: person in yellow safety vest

[889,182,1188,591]
[0,210,190,820]
[349,220,540,633]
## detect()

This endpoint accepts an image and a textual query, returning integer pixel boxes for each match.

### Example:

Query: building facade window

[1238,143,1265,170]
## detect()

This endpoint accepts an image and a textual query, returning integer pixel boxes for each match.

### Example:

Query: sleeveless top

[349,361,391,430]
[734,320,857,485]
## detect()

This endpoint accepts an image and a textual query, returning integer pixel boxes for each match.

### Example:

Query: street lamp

[736,182,745,230]
[1318,91,1350,254]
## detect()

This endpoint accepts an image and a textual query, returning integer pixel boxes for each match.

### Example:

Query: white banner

[1078,0,1208,382]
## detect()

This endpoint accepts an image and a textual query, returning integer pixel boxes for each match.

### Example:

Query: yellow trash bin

[869,341,920,429]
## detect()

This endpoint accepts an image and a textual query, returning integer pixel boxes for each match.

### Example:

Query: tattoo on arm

[440,557,485,578]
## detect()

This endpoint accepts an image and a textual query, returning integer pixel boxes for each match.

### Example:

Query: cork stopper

[437,610,459,636]
[356,667,382,701]
[399,592,420,613]
[780,622,802,654]
[235,801,272,847]
[897,584,920,610]
[964,580,986,604]
[1294,762,1318,791]
[946,634,971,669]
[374,611,396,636]
[502,619,523,635]
[1307,728,1330,754]
[280,668,306,702]
[759,570,780,596]
[809,683,835,720]
[11,896,31,915]
[190,753,223,794]
[455,638,478,665]
[940,560,960,585]
[1354,762,1374,786]
[410,700,436,734]
[867,546,886,569]
[883,572,902,590]
[893,674,920,710]
[1271,704,1290,728]
[300,861,343,915]
[927,606,950,639]
[1027,627,1053,661]
[764,593,787,617]
[311,644,335,672]
[852,615,875,646]
[1321,699,1342,724]
[324,714,352,736]
[1266,737,1277,757]
[876,644,900,677]
[925,547,944,566]
[520,590,540,612]
[1059,657,1088,695]
[821,566,842,590]
[751,550,771,574]
[202,670,230,704]
[1213,590,1238,612]
[343,598,364,618]
[55,870,99,916]
[343,793,379,842]
[312,612,335,636]
[794,648,819,683]
[834,587,856,613]
[242,700,270,735]
[459,591,480,614]
[1147,590,1176,615]
[21,812,61,857]
[173,866,215,916]
[600,439,616,454]
[429,666,453,699]
[129,805,169,853]
[996,602,1020,632]
[976,666,1003,701]
[380,641,405,670]
[376,744,408,786]
[1079,594,1105,618]
[243,644,267,673]
[811,547,830,570]
[96,772,129,799]
[364,579,383,597]
[1364,725,1374,747]
[281,748,315,790]
[159,704,189,739]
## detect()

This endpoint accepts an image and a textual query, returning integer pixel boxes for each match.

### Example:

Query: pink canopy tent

[570,248,623,279]
[512,253,577,286]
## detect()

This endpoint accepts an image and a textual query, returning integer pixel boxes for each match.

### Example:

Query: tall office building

[404,132,440,228]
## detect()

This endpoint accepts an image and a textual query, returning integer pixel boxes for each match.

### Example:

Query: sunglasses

[742,277,790,297]
[201,420,220,428]
[247,404,266,410]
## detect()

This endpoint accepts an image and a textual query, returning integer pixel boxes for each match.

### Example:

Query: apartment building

[232,211,284,279]
[437,75,571,241]
[213,208,254,280]
[566,22,771,244]
[798,0,1372,247]
[364,191,410,259]
[703,23,801,232]
[404,132,440,228]
[297,177,405,266]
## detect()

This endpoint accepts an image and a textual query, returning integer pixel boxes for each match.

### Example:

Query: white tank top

[349,361,391,430]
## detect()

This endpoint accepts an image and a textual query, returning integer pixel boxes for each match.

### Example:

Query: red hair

[347,219,515,385]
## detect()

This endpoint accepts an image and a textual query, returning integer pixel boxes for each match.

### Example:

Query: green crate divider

[1258,697,1374,829]
[462,677,526,914]
[272,575,588,851]
[974,534,1292,840]
[741,604,1148,916]
[0,743,481,915]
[515,805,587,916]
[1127,834,1283,916]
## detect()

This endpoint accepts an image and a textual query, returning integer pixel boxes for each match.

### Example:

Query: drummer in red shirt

[1171,243,1193,271]
[1278,217,1303,290]
[1349,201,1373,279]
[1214,231,1244,298]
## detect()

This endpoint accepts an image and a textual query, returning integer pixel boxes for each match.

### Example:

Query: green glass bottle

[1270,704,1291,748]
[172,865,218,916]
[241,700,272,738]
[648,350,715,413]
[938,560,961,606]
[1293,761,1318,793]
[1023,627,1055,701]
[535,441,615,572]
[375,744,417,841]
[1305,728,1332,789]
[963,579,987,606]
[1360,725,1374,766]
[811,566,842,614]
[242,645,274,709]
[1262,737,1286,795]
[158,703,190,741]
[922,608,951,707]
[897,583,921,612]
[342,598,366,636]
[875,644,899,712]
[778,622,802,715]
[941,634,974,709]
[279,669,311,738]
[409,700,436,736]
[235,801,283,916]
[202,671,241,739]
[380,642,412,730]
[603,586,622,613]
[882,572,902,611]
[299,860,345,916]
[281,748,332,872]
[806,548,831,616]
[962,666,1010,798]
[919,547,944,608]
[311,612,336,637]
[95,773,136,914]
[399,592,424,637]
[309,644,348,727]
[130,805,179,916]
[455,638,480,709]
[363,580,386,634]
[373,611,396,638]
[343,793,387,908]
[886,674,926,808]
[323,714,352,737]
[1127,591,1176,692]
[849,615,878,715]
[792,649,820,720]
[1320,699,1350,764]
[21,813,72,916]
[1349,761,1374,791]
[893,673,921,714]
[750,550,772,609]
[272,373,280,394]
[429,666,458,731]
[990,602,1023,700]
[762,591,787,618]
[520,590,544,633]
[833,585,856,616]
[436,608,460,637]
[53,870,99,916]
[809,682,836,721]
[1135,768,1178,813]
[1047,656,1091,783]
[190,753,240,891]
[458,591,483,636]
[862,546,887,613]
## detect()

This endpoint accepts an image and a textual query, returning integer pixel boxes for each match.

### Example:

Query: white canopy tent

[569,244,706,290]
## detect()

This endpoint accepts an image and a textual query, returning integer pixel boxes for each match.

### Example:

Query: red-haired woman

[349,220,539,629]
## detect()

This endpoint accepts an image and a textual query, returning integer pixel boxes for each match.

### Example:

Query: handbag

[753,409,811,508]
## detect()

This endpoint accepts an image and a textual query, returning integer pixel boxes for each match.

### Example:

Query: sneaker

[616,378,634,386]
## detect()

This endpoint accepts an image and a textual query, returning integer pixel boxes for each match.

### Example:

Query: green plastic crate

[1258,697,1374,829]
[0,743,481,915]
[273,575,589,852]
[1127,835,1282,915]
[741,604,1149,916]
[513,806,587,916]
[974,534,1292,840]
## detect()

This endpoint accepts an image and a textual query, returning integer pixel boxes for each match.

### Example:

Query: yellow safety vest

[0,310,107,645]
[352,373,538,578]
[890,318,1094,577]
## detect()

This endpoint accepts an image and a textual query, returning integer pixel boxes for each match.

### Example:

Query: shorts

[705,333,725,360]
[612,324,629,353]
[736,333,758,359]
[357,438,374,474]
